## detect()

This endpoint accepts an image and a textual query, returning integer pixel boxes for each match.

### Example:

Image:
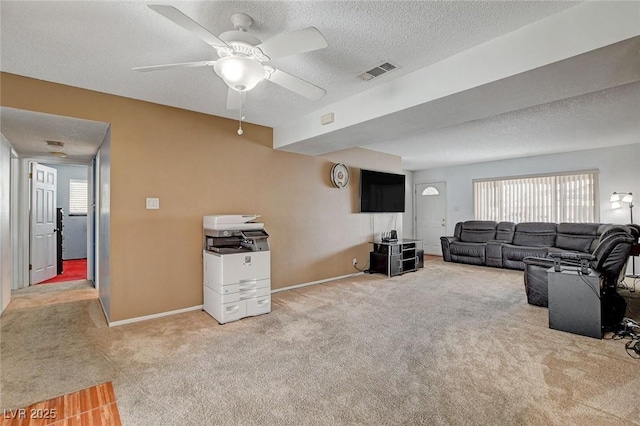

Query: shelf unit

[369,239,423,277]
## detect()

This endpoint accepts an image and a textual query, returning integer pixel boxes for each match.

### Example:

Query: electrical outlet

[353,258,358,266]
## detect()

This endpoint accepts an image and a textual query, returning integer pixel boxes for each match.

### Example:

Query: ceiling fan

[134,5,328,110]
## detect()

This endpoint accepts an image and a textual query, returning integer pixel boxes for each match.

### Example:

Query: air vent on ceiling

[358,61,398,81]
[46,140,65,147]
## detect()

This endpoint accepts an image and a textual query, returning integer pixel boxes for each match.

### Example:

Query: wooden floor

[1,382,121,426]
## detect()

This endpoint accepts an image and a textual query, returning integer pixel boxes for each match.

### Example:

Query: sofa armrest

[440,236,458,262]
[486,240,505,268]
[547,252,595,261]
[523,255,553,266]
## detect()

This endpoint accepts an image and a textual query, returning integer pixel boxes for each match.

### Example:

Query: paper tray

[203,215,260,228]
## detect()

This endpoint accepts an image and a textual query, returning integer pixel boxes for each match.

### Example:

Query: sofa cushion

[555,235,595,253]
[591,232,635,274]
[555,222,600,253]
[502,244,548,270]
[495,222,515,242]
[512,222,557,247]
[557,222,599,236]
[449,241,486,259]
[547,247,581,255]
[450,241,486,265]
[459,221,497,243]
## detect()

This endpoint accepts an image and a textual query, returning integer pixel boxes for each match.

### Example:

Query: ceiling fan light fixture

[214,56,266,92]
[139,6,328,107]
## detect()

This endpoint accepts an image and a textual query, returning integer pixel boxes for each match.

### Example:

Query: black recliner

[523,227,635,312]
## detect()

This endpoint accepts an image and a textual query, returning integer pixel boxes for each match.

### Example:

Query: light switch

[146,198,159,209]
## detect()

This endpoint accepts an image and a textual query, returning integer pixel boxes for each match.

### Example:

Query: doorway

[17,158,95,289]
[415,182,447,255]
[2,107,109,319]
[35,163,91,285]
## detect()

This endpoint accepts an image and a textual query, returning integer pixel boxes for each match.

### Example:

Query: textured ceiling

[1,1,637,169]
[368,81,640,170]
[0,107,109,163]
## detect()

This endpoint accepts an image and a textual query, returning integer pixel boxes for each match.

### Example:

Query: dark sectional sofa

[442,221,638,319]
[440,221,613,270]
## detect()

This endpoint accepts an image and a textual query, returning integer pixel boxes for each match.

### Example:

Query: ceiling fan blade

[256,27,328,60]
[148,5,229,49]
[267,69,326,101]
[132,61,216,72]
[226,88,246,110]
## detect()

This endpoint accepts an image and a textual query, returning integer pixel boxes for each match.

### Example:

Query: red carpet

[39,258,87,284]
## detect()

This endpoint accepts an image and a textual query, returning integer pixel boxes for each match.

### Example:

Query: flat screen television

[360,169,406,213]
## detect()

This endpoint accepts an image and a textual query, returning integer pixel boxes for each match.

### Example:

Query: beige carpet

[1,262,639,425]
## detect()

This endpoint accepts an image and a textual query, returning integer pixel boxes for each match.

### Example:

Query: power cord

[572,268,640,359]
[575,267,601,301]
[353,261,370,274]
[625,340,640,359]
[619,275,638,293]
[608,317,640,359]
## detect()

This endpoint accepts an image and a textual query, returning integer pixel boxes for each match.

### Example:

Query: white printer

[202,215,271,324]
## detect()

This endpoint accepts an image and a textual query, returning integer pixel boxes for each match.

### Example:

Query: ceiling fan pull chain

[237,91,244,135]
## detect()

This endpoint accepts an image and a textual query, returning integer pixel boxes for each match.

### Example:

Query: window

[474,170,598,223]
[69,179,88,215]
[421,186,439,196]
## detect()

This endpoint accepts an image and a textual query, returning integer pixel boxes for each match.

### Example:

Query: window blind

[69,179,88,215]
[473,171,598,223]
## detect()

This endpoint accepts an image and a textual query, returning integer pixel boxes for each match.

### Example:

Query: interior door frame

[16,156,95,289]
[414,181,447,254]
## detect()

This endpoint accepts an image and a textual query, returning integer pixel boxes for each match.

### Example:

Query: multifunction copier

[203,215,271,324]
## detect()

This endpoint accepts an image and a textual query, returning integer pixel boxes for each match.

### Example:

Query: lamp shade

[611,201,622,210]
[214,56,267,92]
[610,192,621,202]
[622,193,633,203]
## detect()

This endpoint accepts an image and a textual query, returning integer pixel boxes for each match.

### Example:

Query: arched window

[421,186,439,196]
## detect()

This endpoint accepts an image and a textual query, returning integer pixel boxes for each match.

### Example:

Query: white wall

[403,171,414,239]
[0,135,13,314]
[412,143,640,270]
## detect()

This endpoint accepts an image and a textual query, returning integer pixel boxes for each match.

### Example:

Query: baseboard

[98,296,110,324]
[271,272,364,294]
[108,305,203,327]
[107,274,362,325]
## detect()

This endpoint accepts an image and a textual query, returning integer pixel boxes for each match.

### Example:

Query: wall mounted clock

[330,163,349,188]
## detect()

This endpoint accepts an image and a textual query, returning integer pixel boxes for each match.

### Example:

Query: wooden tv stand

[369,239,423,277]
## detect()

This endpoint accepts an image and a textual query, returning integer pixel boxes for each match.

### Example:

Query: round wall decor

[330,163,349,188]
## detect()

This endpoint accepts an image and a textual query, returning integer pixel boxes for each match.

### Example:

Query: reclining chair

[523,226,635,328]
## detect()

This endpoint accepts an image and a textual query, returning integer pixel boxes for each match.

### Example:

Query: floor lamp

[611,192,636,277]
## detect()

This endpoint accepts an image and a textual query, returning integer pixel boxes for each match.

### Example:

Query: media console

[369,239,424,277]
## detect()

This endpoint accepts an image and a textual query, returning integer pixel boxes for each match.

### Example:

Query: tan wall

[1,73,404,321]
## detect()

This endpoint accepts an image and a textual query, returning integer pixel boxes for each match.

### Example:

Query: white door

[415,182,447,255]
[30,163,57,284]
